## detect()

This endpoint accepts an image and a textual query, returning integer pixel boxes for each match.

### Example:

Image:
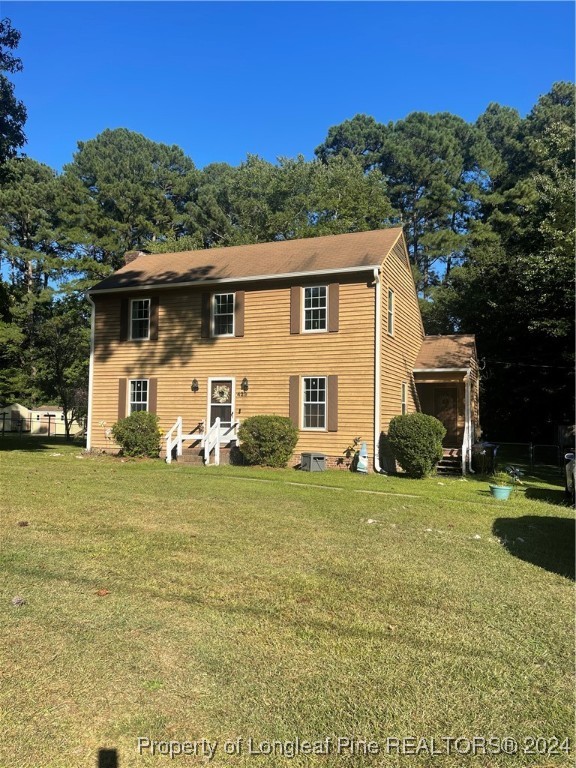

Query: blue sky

[4,1,575,172]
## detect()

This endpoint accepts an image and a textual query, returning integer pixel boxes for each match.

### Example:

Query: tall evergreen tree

[35,297,90,439]
[429,83,575,440]
[0,158,67,404]
[316,112,498,293]
[149,153,394,251]
[61,128,200,275]
[0,18,26,170]
[315,114,387,171]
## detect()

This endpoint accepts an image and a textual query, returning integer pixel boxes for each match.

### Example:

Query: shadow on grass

[0,435,83,452]
[524,486,571,506]
[492,515,575,581]
[98,748,118,767]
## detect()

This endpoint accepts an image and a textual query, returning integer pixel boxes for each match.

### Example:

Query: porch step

[437,448,462,476]
[175,446,232,466]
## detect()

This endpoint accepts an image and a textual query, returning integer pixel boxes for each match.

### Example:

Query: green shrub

[387,413,446,478]
[238,415,299,468]
[111,411,162,458]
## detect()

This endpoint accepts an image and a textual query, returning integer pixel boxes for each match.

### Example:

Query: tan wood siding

[380,235,424,433]
[90,277,377,462]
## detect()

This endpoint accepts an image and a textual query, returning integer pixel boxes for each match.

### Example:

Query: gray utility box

[301,452,326,472]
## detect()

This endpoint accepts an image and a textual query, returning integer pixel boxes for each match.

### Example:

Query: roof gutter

[88,264,381,296]
[373,266,383,473]
[86,295,96,451]
[413,367,469,373]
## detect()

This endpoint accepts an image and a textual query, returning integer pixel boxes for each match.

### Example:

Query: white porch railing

[202,418,221,465]
[165,418,239,466]
[165,418,206,464]
[165,416,183,464]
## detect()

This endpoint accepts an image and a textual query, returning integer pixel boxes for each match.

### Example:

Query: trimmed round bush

[111,411,162,458]
[387,413,446,478]
[238,415,299,468]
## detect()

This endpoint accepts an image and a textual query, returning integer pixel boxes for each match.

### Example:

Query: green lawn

[1,437,574,768]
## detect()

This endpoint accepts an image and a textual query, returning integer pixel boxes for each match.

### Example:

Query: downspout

[465,370,475,474]
[461,369,474,475]
[86,294,96,451]
[373,267,383,473]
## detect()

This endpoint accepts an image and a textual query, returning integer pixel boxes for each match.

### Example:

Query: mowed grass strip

[0,438,574,767]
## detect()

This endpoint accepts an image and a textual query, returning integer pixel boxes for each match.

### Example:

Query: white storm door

[208,378,235,439]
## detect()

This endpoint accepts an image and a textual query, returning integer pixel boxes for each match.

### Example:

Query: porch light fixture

[241,377,249,393]
[191,378,199,393]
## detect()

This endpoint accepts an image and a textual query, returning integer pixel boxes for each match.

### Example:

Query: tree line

[0,18,573,441]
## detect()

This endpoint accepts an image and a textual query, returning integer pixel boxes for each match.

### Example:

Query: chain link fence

[472,441,567,480]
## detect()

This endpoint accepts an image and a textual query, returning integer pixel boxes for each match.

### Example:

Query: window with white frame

[212,293,234,336]
[130,298,150,340]
[401,382,407,415]
[302,376,326,429]
[303,286,327,332]
[129,380,148,412]
[387,288,395,335]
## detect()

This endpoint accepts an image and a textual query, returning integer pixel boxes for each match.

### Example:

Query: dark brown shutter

[149,296,159,341]
[328,283,339,333]
[119,298,129,341]
[289,376,300,427]
[290,286,300,334]
[148,378,158,414]
[201,293,211,338]
[327,375,338,432]
[118,379,127,420]
[234,290,245,337]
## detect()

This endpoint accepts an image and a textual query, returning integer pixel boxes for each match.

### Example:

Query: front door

[208,378,235,440]
[434,387,458,446]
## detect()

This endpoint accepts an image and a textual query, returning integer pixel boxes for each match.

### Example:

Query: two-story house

[86,228,479,472]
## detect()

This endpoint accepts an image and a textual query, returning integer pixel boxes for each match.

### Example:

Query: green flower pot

[489,484,513,500]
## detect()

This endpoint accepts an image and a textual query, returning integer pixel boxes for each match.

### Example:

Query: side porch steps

[437,447,462,476]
